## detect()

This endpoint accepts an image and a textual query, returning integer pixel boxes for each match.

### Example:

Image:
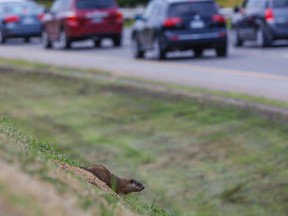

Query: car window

[143,2,156,19]
[168,2,218,17]
[61,0,73,11]
[246,0,267,9]
[76,0,115,9]
[149,2,163,20]
[273,0,288,7]
[51,0,72,12]
[51,0,62,12]
[0,2,43,15]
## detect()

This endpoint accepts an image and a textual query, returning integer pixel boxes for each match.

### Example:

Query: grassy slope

[0,126,135,216]
[0,67,288,216]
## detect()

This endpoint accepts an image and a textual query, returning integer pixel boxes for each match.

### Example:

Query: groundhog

[81,165,145,195]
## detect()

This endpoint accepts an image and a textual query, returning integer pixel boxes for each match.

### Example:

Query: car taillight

[163,17,182,28]
[67,14,79,27]
[37,13,45,21]
[265,8,274,23]
[212,14,226,23]
[3,15,20,23]
[115,11,123,23]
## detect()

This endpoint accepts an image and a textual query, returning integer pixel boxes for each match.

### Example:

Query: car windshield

[168,2,218,17]
[0,2,43,15]
[273,0,288,7]
[76,0,115,9]
[246,0,267,9]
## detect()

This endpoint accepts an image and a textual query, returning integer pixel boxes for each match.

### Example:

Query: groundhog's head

[126,179,145,193]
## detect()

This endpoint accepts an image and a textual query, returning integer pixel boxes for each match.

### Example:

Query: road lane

[0,31,287,102]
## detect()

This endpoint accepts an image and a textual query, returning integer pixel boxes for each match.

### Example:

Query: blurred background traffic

[1,0,288,57]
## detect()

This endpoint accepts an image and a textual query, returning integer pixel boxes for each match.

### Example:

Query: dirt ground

[0,159,93,216]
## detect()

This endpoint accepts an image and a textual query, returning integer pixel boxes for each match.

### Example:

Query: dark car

[131,0,228,60]
[234,0,288,47]
[0,0,44,44]
[41,0,123,49]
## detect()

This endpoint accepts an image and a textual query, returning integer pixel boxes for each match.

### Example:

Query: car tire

[152,37,166,60]
[24,37,30,43]
[216,45,228,57]
[93,39,102,48]
[58,29,71,50]
[194,48,203,58]
[256,27,271,48]
[41,30,52,49]
[0,30,6,44]
[113,35,122,47]
[234,30,243,47]
[132,37,144,59]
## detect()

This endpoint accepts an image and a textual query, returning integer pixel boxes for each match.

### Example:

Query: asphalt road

[0,29,288,102]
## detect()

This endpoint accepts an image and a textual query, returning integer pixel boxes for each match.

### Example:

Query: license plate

[91,17,103,23]
[190,20,205,29]
[23,18,34,24]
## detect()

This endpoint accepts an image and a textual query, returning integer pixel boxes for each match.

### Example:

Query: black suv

[234,0,288,47]
[131,0,228,60]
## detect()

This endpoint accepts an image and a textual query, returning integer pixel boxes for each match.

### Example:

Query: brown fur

[81,165,145,195]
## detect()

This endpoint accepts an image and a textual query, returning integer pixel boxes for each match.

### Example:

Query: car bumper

[268,24,288,39]
[161,31,227,50]
[2,25,41,38]
[66,24,122,40]
[68,33,121,42]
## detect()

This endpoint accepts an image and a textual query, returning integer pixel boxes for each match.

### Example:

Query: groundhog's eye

[130,179,135,184]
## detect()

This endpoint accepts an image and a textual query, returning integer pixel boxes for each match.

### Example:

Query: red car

[41,0,123,49]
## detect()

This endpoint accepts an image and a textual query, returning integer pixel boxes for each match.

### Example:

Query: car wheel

[41,30,52,49]
[58,30,71,49]
[216,45,228,57]
[131,37,144,59]
[256,27,271,47]
[0,30,6,44]
[194,48,203,58]
[234,30,243,47]
[24,37,30,43]
[152,37,166,60]
[113,35,122,47]
[93,39,102,48]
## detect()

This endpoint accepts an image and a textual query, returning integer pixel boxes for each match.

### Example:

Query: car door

[142,2,164,49]
[0,5,3,31]
[137,1,156,48]
[272,0,288,29]
[53,0,72,40]
[239,0,267,39]
[45,0,61,40]
[236,0,252,39]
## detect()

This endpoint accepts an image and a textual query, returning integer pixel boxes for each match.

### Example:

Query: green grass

[0,117,168,216]
[1,67,288,216]
[1,57,288,111]
[217,0,242,7]
[0,118,131,215]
